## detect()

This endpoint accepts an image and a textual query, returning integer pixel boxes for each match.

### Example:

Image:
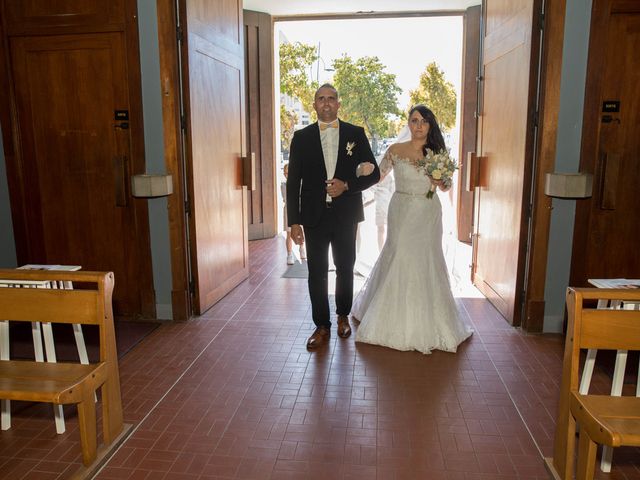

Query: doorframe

[156,0,191,321]
[0,11,23,254]
[274,9,470,244]
[521,0,566,332]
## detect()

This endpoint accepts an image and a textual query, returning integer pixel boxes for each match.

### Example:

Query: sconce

[131,174,173,198]
[544,173,592,198]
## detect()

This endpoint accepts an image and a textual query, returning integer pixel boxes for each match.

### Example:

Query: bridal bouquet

[417,148,457,199]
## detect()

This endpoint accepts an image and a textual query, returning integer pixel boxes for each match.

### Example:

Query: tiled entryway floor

[1,236,639,479]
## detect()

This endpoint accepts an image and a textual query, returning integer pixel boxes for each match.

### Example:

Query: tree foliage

[408,62,457,132]
[332,55,402,147]
[279,41,318,114]
[280,104,297,152]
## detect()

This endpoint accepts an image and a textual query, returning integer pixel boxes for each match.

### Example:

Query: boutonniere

[346,142,356,156]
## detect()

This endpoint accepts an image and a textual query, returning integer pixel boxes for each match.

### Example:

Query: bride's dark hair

[408,105,446,155]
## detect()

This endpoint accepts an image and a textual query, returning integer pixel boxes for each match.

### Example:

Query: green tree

[332,55,402,151]
[279,42,318,151]
[408,62,457,132]
[280,104,297,153]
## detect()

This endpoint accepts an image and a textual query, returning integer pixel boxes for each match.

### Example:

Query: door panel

[473,0,538,325]
[9,33,154,318]
[244,9,276,240]
[2,0,125,34]
[571,11,640,284]
[182,0,248,314]
[457,5,481,244]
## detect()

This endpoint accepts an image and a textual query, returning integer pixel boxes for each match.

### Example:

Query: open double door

[471,0,541,326]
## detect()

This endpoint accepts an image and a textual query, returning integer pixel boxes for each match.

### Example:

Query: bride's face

[408,111,430,142]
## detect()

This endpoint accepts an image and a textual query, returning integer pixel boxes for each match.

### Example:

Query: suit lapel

[312,122,328,180]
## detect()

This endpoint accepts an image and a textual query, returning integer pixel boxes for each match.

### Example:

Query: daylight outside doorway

[274,15,480,297]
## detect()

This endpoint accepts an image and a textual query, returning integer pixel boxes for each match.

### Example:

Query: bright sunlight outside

[275,16,479,296]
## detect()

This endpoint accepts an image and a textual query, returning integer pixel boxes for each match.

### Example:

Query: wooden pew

[0,270,123,467]
[546,287,640,479]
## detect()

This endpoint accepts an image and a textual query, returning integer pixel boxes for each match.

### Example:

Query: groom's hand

[291,224,305,245]
[326,178,348,198]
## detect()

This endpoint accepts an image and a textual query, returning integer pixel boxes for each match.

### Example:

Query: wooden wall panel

[571,2,640,287]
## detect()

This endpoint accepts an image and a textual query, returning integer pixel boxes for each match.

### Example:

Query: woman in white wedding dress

[352,105,473,354]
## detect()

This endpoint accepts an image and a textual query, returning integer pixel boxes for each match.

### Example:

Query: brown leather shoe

[306,327,330,349]
[337,315,352,338]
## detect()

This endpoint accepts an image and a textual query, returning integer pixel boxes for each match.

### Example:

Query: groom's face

[314,87,340,123]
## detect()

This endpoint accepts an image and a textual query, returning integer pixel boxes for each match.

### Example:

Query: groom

[287,83,380,348]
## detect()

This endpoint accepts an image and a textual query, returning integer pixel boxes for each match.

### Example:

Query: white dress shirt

[319,120,339,202]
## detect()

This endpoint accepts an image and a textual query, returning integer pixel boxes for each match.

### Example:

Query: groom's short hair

[315,83,338,99]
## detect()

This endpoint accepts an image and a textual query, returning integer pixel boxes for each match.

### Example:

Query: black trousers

[303,206,358,329]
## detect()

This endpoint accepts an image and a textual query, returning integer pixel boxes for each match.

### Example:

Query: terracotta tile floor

[1,236,639,479]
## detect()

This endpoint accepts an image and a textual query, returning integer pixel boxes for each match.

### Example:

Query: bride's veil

[395,125,411,144]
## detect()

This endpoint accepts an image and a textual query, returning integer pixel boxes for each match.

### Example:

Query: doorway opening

[274,15,481,298]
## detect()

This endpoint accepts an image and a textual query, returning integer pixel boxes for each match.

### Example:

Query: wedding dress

[352,151,473,354]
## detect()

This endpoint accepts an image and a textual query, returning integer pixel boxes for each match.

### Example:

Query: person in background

[281,162,305,265]
[373,169,394,252]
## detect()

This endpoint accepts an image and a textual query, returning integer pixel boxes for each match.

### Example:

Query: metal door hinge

[176,26,184,43]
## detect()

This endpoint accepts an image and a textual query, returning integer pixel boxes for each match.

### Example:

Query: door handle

[113,155,128,207]
[465,152,478,191]
[465,152,486,190]
[599,152,619,210]
[114,122,129,130]
[242,152,256,191]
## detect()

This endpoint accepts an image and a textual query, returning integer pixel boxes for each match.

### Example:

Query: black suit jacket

[286,120,381,228]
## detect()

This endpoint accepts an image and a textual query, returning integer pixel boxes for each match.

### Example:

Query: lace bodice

[380,151,431,195]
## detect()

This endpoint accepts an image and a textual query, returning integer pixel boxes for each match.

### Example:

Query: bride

[352,105,473,354]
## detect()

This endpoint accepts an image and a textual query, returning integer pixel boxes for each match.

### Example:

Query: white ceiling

[243,0,481,17]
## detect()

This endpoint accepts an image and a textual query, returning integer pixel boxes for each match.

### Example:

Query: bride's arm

[356,147,394,181]
[378,148,394,181]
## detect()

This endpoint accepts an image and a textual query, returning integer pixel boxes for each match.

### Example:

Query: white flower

[346,141,356,156]
[420,148,458,199]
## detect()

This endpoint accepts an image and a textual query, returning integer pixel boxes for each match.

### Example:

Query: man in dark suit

[287,83,381,348]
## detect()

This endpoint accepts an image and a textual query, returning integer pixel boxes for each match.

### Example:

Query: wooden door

[570,3,640,285]
[244,9,277,240]
[472,0,540,325]
[7,31,155,319]
[457,5,481,244]
[180,0,249,314]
